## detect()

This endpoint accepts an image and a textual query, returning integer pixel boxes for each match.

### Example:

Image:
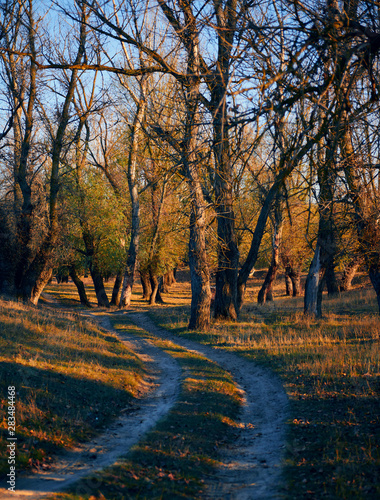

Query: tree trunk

[140,271,152,300]
[284,267,292,296]
[339,257,361,291]
[257,209,283,305]
[212,97,239,320]
[154,0,212,329]
[119,77,147,308]
[160,271,175,293]
[110,272,123,306]
[304,242,322,316]
[166,268,176,286]
[325,262,339,295]
[160,274,169,294]
[290,268,301,297]
[30,267,53,306]
[149,272,164,305]
[90,266,110,308]
[82,231,110,308]
[188,200,212,330]
[69,267,92,307]
[369,266,380,313]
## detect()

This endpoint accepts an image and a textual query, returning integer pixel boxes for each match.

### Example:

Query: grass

[55,319,243,500]
[31,273,380,497]
[0,299,148,475]
[146,279,380,499]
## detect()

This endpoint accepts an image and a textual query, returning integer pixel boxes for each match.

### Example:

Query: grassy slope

[0,300,147,475]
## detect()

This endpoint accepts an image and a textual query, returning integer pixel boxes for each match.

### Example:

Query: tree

[0,0,90,304]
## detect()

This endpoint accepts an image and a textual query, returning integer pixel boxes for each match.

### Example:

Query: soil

[0,310,288,500]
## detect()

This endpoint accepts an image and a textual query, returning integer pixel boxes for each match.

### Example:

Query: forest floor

[0,300,288,499]
[0,270,379,499]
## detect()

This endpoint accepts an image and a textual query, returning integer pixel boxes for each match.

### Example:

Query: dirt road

[0,311,288,500]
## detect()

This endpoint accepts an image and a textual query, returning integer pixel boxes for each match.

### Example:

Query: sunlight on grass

[56,319,243,500]
[149,284,380,499]
[0,300,147,474]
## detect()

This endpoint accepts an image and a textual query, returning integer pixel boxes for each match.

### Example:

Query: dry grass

[55,320,243,500]
[148,275,380,499]
[0,299,147,474]
[44,272,380,497]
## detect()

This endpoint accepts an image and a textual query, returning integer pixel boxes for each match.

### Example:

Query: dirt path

[0,315,182,500]
[128,313,289,500]
[1,310,289,500]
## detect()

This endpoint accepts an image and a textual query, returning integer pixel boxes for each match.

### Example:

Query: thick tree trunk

[160,270,176,293]
[369,266,380,313]
[166,268,176,286]
[69,267,92,307]
[140,271,152,300]
[339,257,361,291]
[209,4,239,321]
[30,267,53,306]
[212,104,239,320]
[153,4,212,329]
[188,201,212,330]
[325,262,339,295]
[258,265,277,305]
[149,272,164,305]
[82,231,110,308]
[90,266,110,308]
[290,269,301,297]
[110,272,123,306]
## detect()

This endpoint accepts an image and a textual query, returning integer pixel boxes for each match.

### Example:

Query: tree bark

[110,272,123,306]
[339,257,361,291]
[304,242,322,316]
[140,271,152,300]
[69,267,92,307]
[154,0,212,329]
[30,267,53,306]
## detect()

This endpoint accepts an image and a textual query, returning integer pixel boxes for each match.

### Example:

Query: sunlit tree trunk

[120,77,147,308]
[304,242,322,316]
[339,257,361,291]
[140,271,152,300]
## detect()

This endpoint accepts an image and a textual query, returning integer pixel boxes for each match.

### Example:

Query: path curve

[1,310,289,500]
[0,315,182,500]
[128,312,289,500]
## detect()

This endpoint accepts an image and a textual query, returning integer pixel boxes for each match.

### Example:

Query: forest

[1,0,380,326]
[0,1,380,498]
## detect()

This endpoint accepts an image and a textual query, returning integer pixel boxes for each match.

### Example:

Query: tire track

[128,312,289,500]
[0,316,182,500]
